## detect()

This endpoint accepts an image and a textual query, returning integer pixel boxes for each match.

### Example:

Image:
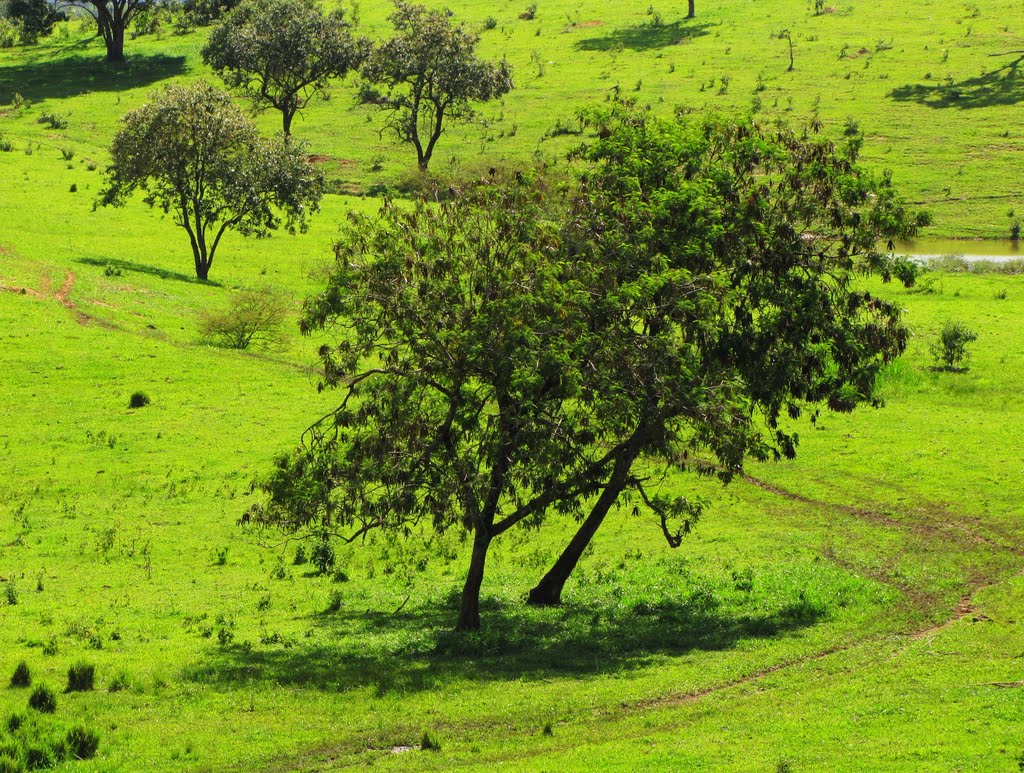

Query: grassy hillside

[1,1,1023,770]
[2,0,1023,238]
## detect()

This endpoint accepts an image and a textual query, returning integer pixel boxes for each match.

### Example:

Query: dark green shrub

[325,590,342,613]
[6,712,23,732]
[292,544,307,565]
[890,256,921,287]
[931,319,978,371]
[25,742,60,769]
[420,731,441,751]
[65,725,100,760]
[107,671,131,693]
[66,662,94,692]
[128,391,150,409]
[310,536,335,575]
[4,0,65,38]
[27,685,56,713]
[182,0,239,25]
[10,661,31,688]
[36,112,67,130]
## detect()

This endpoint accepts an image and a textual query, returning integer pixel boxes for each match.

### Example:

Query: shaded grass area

[575,20,714,52]
[890,52,1024,109]
[188,588,825,696]
[0,53,187,105]
[77,256,219,286]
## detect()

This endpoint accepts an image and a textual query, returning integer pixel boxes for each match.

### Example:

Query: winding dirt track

[1,269,105,326]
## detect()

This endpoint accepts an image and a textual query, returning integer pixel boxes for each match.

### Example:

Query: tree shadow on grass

[576,20,713,52]
[77,256,218,286]
[889,54,1024,109]
[185,592,824,696]
[0,53,187,105]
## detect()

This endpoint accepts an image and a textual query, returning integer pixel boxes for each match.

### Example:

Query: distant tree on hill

[202,0,367,138]
[358,1,513,171]
[246,104,928,631]
[100,83,323,281]
[61,0,148,62]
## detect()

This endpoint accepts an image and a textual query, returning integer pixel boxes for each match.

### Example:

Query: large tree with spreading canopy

[247,104,928,630]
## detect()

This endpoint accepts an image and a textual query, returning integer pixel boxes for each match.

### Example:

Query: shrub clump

[65,662,94,693]
[310,536,335,575]
[65,724,100,760]
[9,662,31,688]
[27,685,56,714]
[128,391,150,409]
[931,319,978,371]
[198,286,290,351]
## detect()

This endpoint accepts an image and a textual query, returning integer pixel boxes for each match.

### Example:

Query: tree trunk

[282,109,293,138]
[190,223,211,280]
[105,20,125,63]
[527,445,640,606]
[457,528,491,630]
[686,0,695,18]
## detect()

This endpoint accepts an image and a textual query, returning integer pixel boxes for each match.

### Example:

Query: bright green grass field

[1,1,1024,770]
[1,0,1023,237]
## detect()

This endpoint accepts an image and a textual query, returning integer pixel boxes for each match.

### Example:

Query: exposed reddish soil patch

[578,20,604,28]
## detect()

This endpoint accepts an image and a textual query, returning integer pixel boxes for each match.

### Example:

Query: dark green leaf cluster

[0,0,64,39]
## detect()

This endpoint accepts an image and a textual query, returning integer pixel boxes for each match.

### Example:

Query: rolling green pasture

[2,0,1024,770]
[1,0,1023,236]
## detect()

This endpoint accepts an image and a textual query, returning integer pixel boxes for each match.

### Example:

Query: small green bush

[65,725,100,760]
[931,319,978,371]
[28,685,56,713]
[325,590,343,613]
[311,536,335,575]
[6,713,23,732]
[292,544,307,565]
[25,743,59,769]
[10,661,31,688]
[66,662,94,692]
[107,671,131,693]
[198,286,290,351]
[420,730,441,751]
[37,112,68,130]
[4,582,17,606]
[128,391,150,409]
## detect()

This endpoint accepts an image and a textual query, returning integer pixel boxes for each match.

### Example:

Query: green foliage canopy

[1,0,65,40]
[101,82,323,280]
[359,1,513,170]
[248,105,928,631]
[202,0,367,137]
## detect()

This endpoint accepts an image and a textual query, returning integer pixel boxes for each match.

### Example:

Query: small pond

[896,238,1022,263]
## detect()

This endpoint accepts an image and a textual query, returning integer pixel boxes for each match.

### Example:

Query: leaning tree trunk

[457,528,492,630]
[527,445,640,606]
